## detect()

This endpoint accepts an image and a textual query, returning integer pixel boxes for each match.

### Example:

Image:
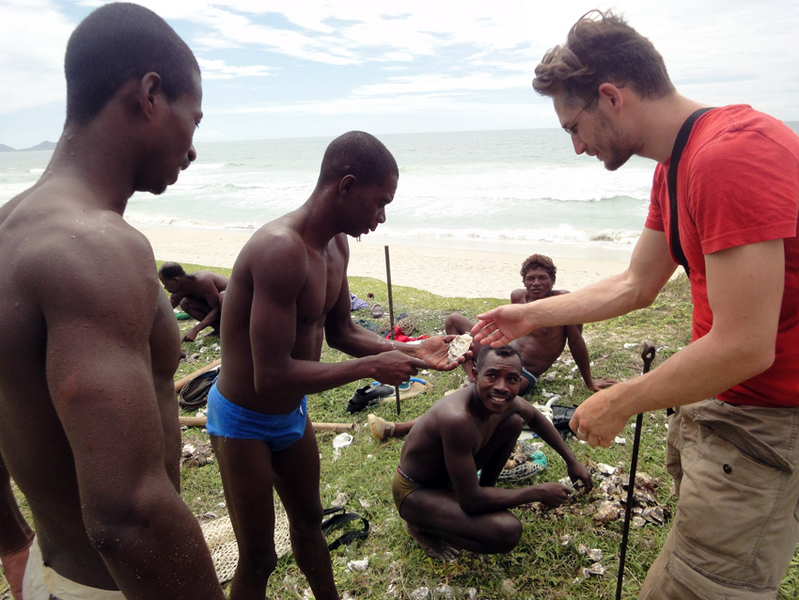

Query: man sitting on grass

[446,253,616,395]
[391,345,592,559]
[158,261,228,342]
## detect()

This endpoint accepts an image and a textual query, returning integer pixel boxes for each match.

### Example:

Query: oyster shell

[447,333,472,362]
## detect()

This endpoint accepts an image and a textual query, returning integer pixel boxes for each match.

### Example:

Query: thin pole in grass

[616,342,656,599]
[384,245,401,415]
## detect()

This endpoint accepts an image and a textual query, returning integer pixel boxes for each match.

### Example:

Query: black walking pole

[384,246,401,416]
[615,342,656,600]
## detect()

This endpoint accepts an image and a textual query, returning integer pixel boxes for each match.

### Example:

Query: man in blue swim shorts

[209,132,467,600]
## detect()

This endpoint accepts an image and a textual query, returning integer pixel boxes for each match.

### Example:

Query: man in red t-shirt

[473,10,799,600]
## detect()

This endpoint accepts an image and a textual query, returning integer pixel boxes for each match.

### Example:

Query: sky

[1,0,797,149]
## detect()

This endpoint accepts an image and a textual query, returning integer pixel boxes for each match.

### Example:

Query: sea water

[2,126,797,256]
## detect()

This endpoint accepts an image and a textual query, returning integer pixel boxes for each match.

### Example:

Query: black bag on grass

[322,507,369,550]
[552,405,578,440]
[179,367,220,410]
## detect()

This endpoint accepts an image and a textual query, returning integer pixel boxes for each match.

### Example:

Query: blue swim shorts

[521,367,538,396]
[206,382,308,452]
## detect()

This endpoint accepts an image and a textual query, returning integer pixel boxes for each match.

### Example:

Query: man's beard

[595,111,642,171]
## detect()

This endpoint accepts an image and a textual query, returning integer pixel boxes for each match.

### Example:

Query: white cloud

[0,0,74,115]
[0,0,797,147]
[197,59,274,80]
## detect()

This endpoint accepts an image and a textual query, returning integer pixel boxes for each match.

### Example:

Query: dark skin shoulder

[217,212,460,413]
[0,178,221,598]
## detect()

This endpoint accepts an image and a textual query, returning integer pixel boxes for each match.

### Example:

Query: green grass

[4,266,799,600]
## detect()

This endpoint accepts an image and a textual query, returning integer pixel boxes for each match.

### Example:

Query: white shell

[447,333,472,361]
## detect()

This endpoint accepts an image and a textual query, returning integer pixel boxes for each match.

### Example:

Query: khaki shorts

[640,399,799,600]
[23,537,125,600]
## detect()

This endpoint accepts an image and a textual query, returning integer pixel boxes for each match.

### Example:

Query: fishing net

[200,502,291,584]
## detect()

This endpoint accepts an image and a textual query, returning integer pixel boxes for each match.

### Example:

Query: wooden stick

[178,416,355,433]
[174,358,221,393]
[384,245,401,416]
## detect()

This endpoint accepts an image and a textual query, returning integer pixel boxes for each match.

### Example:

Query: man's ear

[471,364,479,381]
[138,71,164,121]
[338,174,357,198]
[598,82,624,114]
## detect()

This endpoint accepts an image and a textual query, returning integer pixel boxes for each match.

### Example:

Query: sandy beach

[139,227,633,299]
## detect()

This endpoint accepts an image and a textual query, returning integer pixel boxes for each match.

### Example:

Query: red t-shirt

[645,105,799,407]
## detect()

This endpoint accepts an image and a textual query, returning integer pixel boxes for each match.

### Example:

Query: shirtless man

[393,345,592,559]
[0,4,224,599]
[158,261,228,342]
[209,131,464,600]
[447,254,616,395]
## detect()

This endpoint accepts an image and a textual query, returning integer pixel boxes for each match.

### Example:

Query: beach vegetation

[4,267,797,600]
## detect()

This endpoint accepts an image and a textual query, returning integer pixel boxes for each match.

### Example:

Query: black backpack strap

[321,507,370,551]
[668,107,715,278]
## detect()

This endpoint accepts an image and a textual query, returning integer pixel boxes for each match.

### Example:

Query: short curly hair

[520,254,556,281]
[158,261,186,280]
[532,9,674,108]
[65,3,199,125]
[476,345,522,373]
[317,131,398,187]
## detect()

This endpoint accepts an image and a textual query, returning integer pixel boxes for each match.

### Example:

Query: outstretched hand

[416,335,472,372]
[374,351,430,387]
[471,305,536,348]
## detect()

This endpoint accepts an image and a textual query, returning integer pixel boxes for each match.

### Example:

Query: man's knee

[445,313,470,335]
[287,509,325,541]
[237,541,279,579]
[498,413,523,439]
[179,297,195,312]
[487,515,522,553]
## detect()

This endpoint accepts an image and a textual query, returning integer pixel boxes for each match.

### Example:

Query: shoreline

[137,226,633,299]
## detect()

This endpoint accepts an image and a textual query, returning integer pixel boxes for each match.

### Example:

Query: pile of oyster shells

[558,460,671,528]
[181,441,215,469]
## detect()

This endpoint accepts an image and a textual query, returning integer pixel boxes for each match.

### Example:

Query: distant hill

[22,141,56,152]
[0,141,56,152]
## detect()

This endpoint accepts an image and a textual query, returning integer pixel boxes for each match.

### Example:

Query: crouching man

[393,345,593,559]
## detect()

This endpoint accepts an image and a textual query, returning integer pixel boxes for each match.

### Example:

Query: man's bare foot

[368,414,395,441]
[444,381,471,397]
[405,523,460,561]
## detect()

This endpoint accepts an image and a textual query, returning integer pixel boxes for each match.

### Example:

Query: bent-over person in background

[158,261,228,342]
